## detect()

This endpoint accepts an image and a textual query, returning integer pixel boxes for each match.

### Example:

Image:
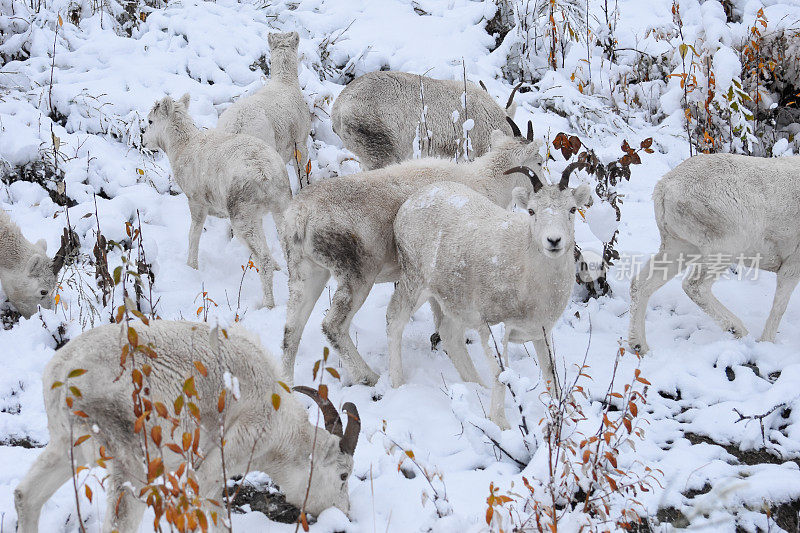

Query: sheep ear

[512,186,530,210]
[490,129,506,149]
[27,254,45,274]
[506,100,517,119]
[179,93,190,109]
[160,97,174,116]
[35,239,47,252]
[573,184,593,208]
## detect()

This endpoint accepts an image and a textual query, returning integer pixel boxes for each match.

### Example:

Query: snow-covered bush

[452,339,659,531]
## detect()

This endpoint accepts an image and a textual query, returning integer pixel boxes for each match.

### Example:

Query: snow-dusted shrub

[453,344,658,532]
[504,0,588,81]
[549,131,655,298]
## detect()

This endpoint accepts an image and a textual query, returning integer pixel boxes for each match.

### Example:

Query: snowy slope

[2,0,800,531]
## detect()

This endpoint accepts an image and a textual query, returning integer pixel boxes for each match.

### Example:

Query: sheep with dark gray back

[332,71,521,169]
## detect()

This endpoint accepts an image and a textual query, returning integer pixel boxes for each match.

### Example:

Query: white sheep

[282,124,542,386]
[0,210,71,318]
[217,32,312,177]
[628,153,800,354]
[14,320,360,533]
[386,167,591,428]
[143,94,291,309]
[331,71,520,170]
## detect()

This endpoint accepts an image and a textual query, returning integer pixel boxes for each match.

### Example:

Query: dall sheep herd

[3,30,798,531]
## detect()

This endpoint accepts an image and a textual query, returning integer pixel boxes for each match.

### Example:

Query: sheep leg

[682,261,748,338]
[187,201,207,270]
[628,243,687,354]
[282,260,330,384]
[322,278,380,386]
[230,215,277,309]
[760,267,799,342]
[386,281,423,388]
[440,316,483,386]
[102,465,146,533]
[14,438,73,533]
[429,298,444,350]
[532,336,560,398]
[478,326,510,430]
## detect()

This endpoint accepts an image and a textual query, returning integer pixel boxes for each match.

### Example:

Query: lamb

[282,122,542,386]
[0,211,73,318]
[331,71,520,170]
[143,94,291,309]
[217,32,312,177]
[628,153,800,354]
[14,320,360,533]
[387,167,592,428]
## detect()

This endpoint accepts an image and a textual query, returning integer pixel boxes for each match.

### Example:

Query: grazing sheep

[14,320,360,533]
[629,153,800,354]
[331,71,520,170]
[282,123,542,386]
[386,166,591,428]
[217,32,312,177]
[0,211,72,318]
[143,94,291,309]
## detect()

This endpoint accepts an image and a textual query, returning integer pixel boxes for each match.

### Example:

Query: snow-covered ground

[2,0,800,531]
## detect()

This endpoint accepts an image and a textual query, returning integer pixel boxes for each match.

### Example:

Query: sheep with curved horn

[387,163,592,428]
[331,72,523,170]
[15,320,361,532]
[282,129,543,386]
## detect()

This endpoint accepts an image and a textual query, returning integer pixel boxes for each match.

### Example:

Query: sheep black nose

[547,237,561,248]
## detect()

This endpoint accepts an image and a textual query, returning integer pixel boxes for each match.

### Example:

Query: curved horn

[505,81,523,109]
[559,161,581,190]
[526,120,533,142]
[293,386,343,437]
[505,116,522,138]
[504,166,543,192]
[339,402,360,456]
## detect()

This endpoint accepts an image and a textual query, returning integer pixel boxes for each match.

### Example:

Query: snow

[1,0,800,531]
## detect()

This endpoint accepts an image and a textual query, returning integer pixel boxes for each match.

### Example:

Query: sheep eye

[527,208,535,216]
[340,473,348,481]
[148,119,153,125]
[569,207,577,214]
[40,289,48,296]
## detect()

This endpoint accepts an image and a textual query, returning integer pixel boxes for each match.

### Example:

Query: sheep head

[268,31,300,50]
[506,165,592,258]
[142,94,191,152]
[291,386,361,516]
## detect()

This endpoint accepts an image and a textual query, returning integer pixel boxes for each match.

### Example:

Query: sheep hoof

[356,370,379,387]
[187,260,198,270]
[430,332,441,351]
[628,339,648,355]
[262,296,276,309]
[758,333,776,343]
[727,325,748,339]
